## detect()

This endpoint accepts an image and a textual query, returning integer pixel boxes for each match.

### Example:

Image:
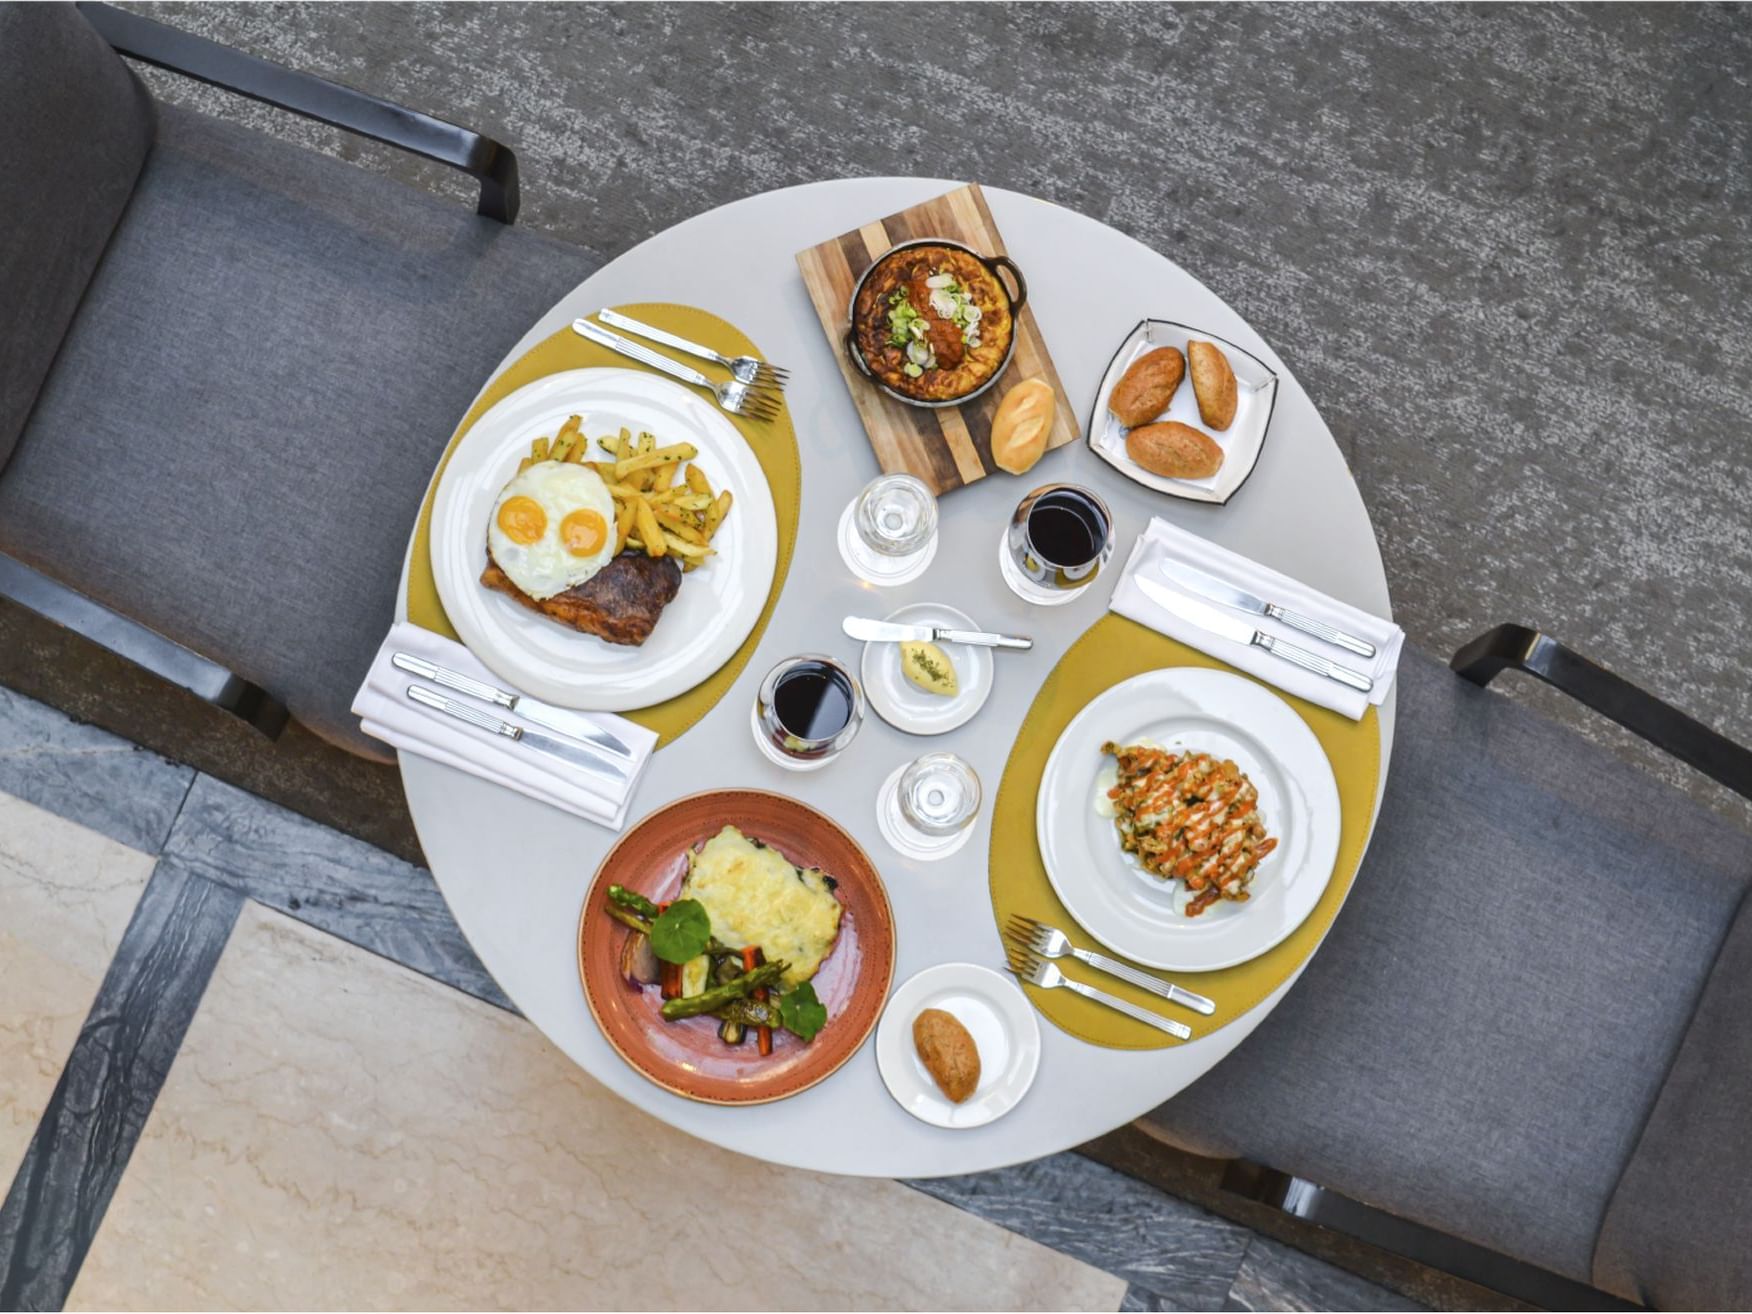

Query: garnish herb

[649,898,712,964]
[777,981,828,1042]
[910,649,948,683]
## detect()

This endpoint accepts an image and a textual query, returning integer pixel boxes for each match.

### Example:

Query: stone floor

[0,684,1413,1312]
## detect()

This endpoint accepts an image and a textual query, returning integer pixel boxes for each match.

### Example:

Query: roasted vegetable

[680,954,711,998]
[714,997,784,1028]
[608,885,661,920]
[718,1019,746,1045]
[620,933,660,986]
[606,904,653,936]
[660,962,786,1020]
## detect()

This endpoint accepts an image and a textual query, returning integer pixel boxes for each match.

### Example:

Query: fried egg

[486,461,617,601]
[681,826,843,989]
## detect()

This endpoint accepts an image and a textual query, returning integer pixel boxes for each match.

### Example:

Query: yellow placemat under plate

[405,304,800,749]
[990,614,1380,1049]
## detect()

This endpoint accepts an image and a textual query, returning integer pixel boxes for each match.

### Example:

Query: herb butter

[900,641,958,697]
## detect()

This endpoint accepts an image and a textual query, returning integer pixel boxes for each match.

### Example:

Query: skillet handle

[843,327,873,379]
[985,254,1028,314]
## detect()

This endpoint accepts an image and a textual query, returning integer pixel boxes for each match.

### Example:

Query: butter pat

[900,641,958,697]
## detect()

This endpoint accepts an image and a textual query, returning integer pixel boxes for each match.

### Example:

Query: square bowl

[1086,319,1280,506]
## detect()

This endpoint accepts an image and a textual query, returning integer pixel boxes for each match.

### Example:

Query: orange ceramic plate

[578,790,896,1105]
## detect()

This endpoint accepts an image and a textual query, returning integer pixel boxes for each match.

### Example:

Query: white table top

[397,178,1396,1177]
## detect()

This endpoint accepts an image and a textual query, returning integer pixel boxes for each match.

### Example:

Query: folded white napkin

[1109,518,1404,720]
[351,622,657,829]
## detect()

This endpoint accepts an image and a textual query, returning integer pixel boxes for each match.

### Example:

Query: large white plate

[430,369,778,710]
[1035,667,1340,971]
[875,963,1040,1129]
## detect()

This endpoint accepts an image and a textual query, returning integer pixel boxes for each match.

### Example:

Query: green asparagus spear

[660,962,786,1020]
[605,904,653,935]
[712,996,785,1028]
[608,885,661,920]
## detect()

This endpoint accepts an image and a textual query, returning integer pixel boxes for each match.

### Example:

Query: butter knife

[393,653,634,760]
[842,616,1033,650]
[406,685,627,781]
[1136,576,1373,693]
[1170,562,1377,658]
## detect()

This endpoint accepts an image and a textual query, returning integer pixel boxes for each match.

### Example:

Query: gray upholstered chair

[1143,626,1752,1310]
[0,3,596,760]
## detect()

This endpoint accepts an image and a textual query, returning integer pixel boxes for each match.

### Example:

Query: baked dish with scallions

[852,243,1017,402]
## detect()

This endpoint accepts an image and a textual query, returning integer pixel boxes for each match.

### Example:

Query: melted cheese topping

[681,826,843,987]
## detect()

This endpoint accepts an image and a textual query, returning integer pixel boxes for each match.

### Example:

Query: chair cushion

[1140,647,1752,1282]
[1592,886,1752,1308]
[0,4,154,469]
[0,104,596,759]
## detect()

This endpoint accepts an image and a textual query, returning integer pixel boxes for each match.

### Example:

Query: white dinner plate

[1086,319,1280,506]
[1035,667,1340,971]
[875,963,1040,1129]
[859,602,994,736]
[429,368,778,710]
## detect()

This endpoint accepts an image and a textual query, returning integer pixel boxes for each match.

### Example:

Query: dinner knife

[842,616,1033,650]
[392,652,635,760]
[405,685,628,781]
[1136,576,1373,693]
[1169,562,1377,658]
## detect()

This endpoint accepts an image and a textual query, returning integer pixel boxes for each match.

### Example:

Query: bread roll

[913,1008,980,1103]
[990,377,1055,474]
[1126,421,1224,480]
[1108,347,1185,427]
[1187,340,1237,430]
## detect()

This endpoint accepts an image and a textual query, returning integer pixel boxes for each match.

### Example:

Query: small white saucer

[859,603,993,736]
[876,963,1041,1129]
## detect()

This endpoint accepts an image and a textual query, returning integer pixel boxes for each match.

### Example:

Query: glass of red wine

[751,654,865,771]
[998,483,1115,605]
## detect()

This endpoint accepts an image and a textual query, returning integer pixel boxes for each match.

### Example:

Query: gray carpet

[121,0,1752,824]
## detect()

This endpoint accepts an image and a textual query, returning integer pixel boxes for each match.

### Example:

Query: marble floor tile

[1225,1236,1426,1312]
[0,793,156,1184]
[160,774,510,1011]
[70,905,1126,1312]
[0,685,192,855]
[909,1155,1253,1310]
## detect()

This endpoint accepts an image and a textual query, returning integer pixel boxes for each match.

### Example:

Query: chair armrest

[0,554,288,740]
[76,1,519,223]
[1452,623,1752,802]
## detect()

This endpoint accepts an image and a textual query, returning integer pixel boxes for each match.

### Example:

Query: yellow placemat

[990,613,1380,1049]
[405,304,800,748]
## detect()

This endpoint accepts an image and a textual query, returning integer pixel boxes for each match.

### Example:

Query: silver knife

[405,685,628,781]
[1136,577,1373,693]
[1169,562,1377,658]
[392,652,634,760]
[842,616,1033,650]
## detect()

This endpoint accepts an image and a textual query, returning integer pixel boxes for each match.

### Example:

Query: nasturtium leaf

[649,899,711,964]
[777,981,828,1042]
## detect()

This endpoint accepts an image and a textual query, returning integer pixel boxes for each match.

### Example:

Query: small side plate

[859,603,994,736]
[1086,319,1280,506]
[875,963,1041,1129]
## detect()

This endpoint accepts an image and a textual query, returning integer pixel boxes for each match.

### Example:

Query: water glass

[837,472,939,585]
[877,752,982,860]
[998,482,1115,606]
[751,653,864,771]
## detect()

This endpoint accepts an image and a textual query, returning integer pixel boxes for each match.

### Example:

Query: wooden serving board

[796,183,1080,494]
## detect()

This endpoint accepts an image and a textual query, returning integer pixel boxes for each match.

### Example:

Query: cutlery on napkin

[351,622,657,828]
[1108,519,1403,719]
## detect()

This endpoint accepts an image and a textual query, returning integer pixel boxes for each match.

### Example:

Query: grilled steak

[481,550,682,646]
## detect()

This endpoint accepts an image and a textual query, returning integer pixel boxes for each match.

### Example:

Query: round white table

[398,178,1396,1177]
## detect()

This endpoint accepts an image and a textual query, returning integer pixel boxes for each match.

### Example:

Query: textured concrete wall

[125,1,1752,825]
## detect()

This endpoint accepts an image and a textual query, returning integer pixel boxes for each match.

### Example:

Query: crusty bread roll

[1126,421,1224,480]
[1108,347,1185,427]
[1187,340,1237,430]
[990,377,1055,474]
[913,1008,980,1103]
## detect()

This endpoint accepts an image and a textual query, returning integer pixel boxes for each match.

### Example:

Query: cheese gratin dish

[681,826,843,989]
[853,244,1016,402]
[1102,742,1279,916]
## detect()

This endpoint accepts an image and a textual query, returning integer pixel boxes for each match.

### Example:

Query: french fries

[519,427,732,569]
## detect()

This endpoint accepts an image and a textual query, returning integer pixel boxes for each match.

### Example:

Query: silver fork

[1006,915,1216,1016]
[598,308,789,392]
[1004,944,1192,1041]
[572,318,781,422]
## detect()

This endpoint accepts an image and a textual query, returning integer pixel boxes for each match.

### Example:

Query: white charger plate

[1035,667,1339,971]
[875,963,1041,1129]
[858,602,994,736]
[1087,319,1280,506]
[429,369,778,710]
